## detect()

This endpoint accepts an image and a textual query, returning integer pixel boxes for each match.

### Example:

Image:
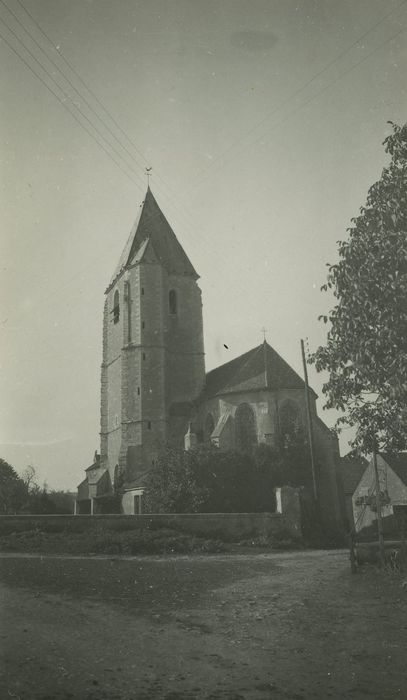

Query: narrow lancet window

[113,289,120,324]
[125,282,132,342]
[169,289,177,315]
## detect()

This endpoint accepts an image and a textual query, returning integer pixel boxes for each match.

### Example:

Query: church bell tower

[100,188,205,488]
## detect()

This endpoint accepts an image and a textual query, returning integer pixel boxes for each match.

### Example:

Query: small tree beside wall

[144,443,310,514]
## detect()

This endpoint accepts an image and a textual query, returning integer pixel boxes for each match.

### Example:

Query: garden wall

[0,488,302,543]
[0,511,300,542]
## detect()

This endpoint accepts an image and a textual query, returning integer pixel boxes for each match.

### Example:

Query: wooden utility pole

[300,339,318,501]
[372,438,385,567]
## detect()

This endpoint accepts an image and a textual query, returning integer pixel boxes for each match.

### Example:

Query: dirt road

[0,550,406,699]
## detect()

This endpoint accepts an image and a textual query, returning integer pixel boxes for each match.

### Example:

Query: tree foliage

[0,460,75,514]
[0,458,26,514]
[311,122,407,453]
[144,439,310,514]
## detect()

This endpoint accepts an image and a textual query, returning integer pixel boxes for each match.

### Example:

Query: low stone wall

[0,511,301,542]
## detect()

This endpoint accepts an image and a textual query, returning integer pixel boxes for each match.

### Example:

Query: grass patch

[0,527,228,556]
[0,527,302,556]
[236,532,302,550]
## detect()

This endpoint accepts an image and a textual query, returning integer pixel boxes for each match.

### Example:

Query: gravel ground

[1,549,406,699]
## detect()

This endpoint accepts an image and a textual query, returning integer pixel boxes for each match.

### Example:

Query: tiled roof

[201,342,316,399]
[381,452,407,486]
[108,188,198,290]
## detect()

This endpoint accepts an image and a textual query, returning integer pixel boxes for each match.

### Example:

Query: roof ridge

[206,343,263,377]
[202,340,318,400]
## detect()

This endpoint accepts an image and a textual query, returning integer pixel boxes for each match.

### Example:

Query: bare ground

[0,550,406,700]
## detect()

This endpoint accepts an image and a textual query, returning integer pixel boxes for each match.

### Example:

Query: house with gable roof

[339,454,368,529]
[352,453,407,533]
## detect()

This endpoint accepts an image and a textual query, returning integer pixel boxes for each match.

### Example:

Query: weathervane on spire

[145,166,152,186]
[261,327,267,342]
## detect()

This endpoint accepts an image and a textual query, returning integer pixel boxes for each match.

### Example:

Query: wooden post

[372,440,385,567]
[300,339,318,501]
[400,509,406,572]
[349,530,357,574]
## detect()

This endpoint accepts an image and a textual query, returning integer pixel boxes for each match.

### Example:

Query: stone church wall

[197,387,318,451]
[164,273,205,407]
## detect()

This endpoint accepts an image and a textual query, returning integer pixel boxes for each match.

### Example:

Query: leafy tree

[0,458,26,514]
[20,486,56,514]
[0,461,71,514]
[48,490,76,514]
[144,446,210,513]
[311,122,407,453]
[16,467,55,513]
[144,443,305,514]
[278,429,313,488]
[248,445,279,511]
[197,447,255,513]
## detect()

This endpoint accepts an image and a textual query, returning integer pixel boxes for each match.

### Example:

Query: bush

[144,444,299,514]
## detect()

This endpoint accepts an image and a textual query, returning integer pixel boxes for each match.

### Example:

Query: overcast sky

[1,0,406,490]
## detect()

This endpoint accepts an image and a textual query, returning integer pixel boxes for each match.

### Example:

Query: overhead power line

[2,0,406,326]
[0,0,150,188]
[7,0,406,260]
[0,27,139,188]
[5,0,215,251]
[3,0,405,258]
[188,0,407,192]
[1,5,206,260]
[0,14,222,318]
[0,0,231,284]
[13,0,151,168]
[1,0,200,241]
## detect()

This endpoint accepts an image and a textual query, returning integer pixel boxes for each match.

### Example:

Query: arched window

[235,403,257,453]
[125,282,132,342]
[169,289,177,315]
[205,413,215,442]
[279,400,301,445]
[113,289,120,324]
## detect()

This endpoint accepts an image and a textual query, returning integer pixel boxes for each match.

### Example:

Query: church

[77,188,344,531]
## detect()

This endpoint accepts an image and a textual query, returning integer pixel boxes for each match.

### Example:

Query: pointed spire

[107,188,198,291]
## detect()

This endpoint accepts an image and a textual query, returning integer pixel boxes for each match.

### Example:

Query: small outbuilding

[352,453,407,534]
